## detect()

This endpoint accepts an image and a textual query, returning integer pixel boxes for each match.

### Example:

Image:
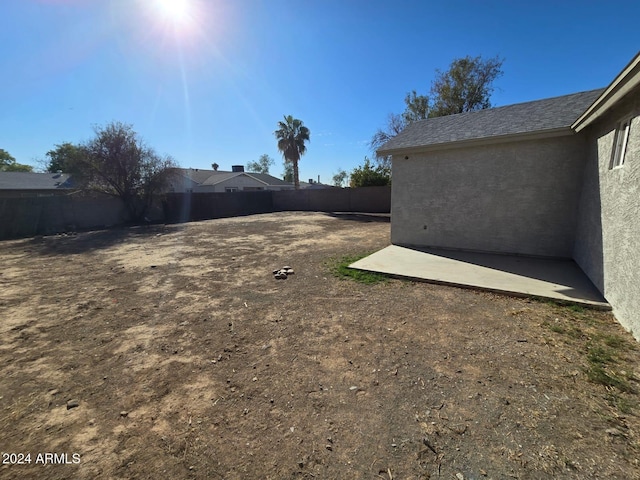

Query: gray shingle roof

[244,172,292,186]
[172,168,219,184]
[378,88,605,154]
[0,172,75,190]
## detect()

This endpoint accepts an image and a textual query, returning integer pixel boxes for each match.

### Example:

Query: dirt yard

[1,211,639,479]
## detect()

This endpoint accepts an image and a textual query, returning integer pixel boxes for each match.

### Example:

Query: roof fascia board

[572,53,640,132]
[378,127,573,156]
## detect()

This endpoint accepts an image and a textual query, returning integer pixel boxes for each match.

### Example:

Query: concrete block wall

[0,188,391,240]
[391,135,587,257]
[272,186,390,213]
[0,195,130,239]
[163,187,390,224]
[164,191,274,222]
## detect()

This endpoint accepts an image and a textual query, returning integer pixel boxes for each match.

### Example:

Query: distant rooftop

[172,168,292,186]
[0,172,75,190]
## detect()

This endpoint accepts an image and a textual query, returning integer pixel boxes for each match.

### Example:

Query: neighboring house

[168,166,294,193]
[299,179,336,189]
[378,52,640,338]
[0,172,75,198]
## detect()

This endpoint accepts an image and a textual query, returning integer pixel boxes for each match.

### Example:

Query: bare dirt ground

[1,211,639,480]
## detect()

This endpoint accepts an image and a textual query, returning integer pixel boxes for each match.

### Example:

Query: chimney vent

[232,165,244,173]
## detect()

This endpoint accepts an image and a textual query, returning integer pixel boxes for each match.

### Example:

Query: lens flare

[154,0,193,29]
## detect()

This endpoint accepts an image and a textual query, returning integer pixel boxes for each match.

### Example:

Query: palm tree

[274,115,310,189]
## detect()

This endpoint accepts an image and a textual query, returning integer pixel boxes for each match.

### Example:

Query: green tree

[428,55,504,117]
[332,168,348,187]
[247,154,275,174]
[402,90,430,124]
[369,113,405,174]
[349,157,390,187]
[45,142,83,173]
[0,149,33,172]
[282,161,293,183]
[369,113,406,155]
[370,54,504,161]
[274,115,310,190]
[73,122,177,221]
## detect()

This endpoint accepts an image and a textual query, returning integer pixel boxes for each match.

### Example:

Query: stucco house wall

[573,85,640,337]
[391,135,587,257]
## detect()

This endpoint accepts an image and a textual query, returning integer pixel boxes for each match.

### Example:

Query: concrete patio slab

[350,245,610,309]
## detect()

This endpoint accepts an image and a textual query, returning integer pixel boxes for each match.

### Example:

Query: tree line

[0,149,33,172]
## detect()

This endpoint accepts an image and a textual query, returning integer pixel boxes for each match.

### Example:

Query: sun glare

[132,0,222,56]
[154,0,193,27]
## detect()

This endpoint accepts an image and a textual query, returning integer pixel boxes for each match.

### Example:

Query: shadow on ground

[23,223,185,255]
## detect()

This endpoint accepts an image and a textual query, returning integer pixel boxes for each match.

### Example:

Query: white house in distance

[168,166,294,193]
[373,51,640,339]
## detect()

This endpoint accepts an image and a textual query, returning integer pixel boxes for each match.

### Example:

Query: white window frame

[225,187,238,192]
[610,116,632,169]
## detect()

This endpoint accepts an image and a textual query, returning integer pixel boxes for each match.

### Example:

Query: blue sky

[1,0,638,184]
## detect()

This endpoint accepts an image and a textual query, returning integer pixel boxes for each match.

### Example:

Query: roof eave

[572,52,640,132]
[377,127,574,156]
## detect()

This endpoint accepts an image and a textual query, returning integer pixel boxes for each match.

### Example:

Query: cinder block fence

[0,186,391,239]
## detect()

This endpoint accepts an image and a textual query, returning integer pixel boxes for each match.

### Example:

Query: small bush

[586,365,636,393]
[601,334,632,350]
[587,345,615,365]
[328,254,388,284]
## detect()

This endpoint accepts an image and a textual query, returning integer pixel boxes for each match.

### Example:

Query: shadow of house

[377,52,640,339]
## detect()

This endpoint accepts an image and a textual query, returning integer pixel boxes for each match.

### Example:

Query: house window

[611,116,633,169]
[225,187,238,192]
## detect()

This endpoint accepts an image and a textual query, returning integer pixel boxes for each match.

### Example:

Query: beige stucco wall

[391,135,587,257]
[573,86,640,339]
